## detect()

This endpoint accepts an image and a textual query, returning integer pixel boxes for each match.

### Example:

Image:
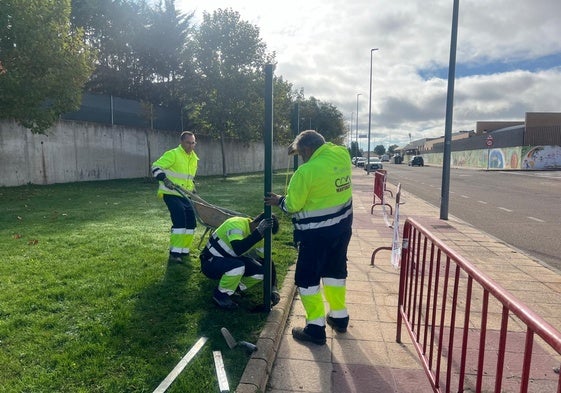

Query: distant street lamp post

[367,48,379,174]
[355,93,361,151]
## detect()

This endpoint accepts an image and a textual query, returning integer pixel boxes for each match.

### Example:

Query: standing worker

[265,130,353,345]
[199,213,281,310]
[151,131,199,264]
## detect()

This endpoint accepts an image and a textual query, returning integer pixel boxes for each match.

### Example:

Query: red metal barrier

[370,170,393,215]
[397,217,561,393]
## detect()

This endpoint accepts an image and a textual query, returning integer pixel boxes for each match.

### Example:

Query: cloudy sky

[175,0,561,148]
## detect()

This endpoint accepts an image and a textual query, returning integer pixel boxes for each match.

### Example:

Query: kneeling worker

[200,213,280,310]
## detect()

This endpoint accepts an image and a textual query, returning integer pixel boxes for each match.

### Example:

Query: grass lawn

[0,173,297,392]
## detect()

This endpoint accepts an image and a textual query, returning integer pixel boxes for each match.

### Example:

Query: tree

[374,144,386,156]
[350,141,362,158]
[292,96,346,144]
[191,8,273,176]
[0,0,95,133]
[388,144,399,155]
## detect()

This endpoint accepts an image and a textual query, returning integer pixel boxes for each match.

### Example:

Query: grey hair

[290,130,325,154]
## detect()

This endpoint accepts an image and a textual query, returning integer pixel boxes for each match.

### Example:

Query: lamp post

[355,93,361,151]
[440,0,460,220]
[367,48,379,174]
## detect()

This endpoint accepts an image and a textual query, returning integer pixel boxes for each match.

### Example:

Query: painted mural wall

[423,145,561,170]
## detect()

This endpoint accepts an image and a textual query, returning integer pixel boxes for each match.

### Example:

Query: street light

[356,93,361,151]
[367,48,379,174]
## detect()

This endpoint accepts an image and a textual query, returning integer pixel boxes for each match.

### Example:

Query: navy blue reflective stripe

[293,199,353,231]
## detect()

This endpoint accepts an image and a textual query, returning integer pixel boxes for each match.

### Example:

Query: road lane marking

[461,195,469,199]
[498,207,513,212]
[527,216,545,223]
[478,200,487,204]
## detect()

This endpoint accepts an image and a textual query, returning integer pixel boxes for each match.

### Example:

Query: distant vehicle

[408,156,424,167]
[381,154,390,162]
[364,157,384,172]
[355,157,367,167]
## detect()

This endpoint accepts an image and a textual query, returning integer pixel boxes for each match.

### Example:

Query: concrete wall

[0,119,291,187]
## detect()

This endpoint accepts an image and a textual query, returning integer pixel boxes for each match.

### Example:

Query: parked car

[355,157,367,167]
[381,154,390,162]
[364,157,384,172]
[408,155,424,167]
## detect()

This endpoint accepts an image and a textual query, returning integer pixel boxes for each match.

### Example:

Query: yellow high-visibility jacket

[152,145,198,197]
[279,142,353,237]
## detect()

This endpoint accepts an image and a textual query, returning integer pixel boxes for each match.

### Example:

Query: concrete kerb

[236,265,297,393]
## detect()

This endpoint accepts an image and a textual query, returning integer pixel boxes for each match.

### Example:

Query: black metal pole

[263,64,274,311]
[440,0,460,220]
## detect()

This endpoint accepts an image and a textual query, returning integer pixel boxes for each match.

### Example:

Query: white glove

[256,218,274,235]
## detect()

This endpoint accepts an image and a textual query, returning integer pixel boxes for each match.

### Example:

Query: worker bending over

[200,213,280,310]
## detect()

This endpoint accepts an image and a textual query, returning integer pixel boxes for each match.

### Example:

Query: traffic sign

[486,135,494,147]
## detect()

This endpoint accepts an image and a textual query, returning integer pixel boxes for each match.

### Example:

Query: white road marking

[461,195,469,199]
[498,207,513,212]
[478,200,488,204]
[527,216,545,223]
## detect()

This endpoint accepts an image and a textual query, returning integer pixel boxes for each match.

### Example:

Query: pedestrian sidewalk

[236,167,561,393]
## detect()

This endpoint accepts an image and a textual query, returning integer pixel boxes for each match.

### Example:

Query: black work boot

[168,253,183,264]
[326,315,349,333]
[212,288,238,310]
[292,324,326,345]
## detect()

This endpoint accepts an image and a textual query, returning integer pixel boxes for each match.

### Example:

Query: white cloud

[176,0,561,147]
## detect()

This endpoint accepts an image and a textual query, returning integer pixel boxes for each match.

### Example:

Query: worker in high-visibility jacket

[199,213,280,310]
[265,130,353,345]
[151,131,199,264]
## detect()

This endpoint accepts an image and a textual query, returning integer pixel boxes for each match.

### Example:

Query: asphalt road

[375,163,561,273]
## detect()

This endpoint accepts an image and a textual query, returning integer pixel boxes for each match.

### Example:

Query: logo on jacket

[335,176,351,192]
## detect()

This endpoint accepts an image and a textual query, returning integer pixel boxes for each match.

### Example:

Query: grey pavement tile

[332,363,397,393]
[267,358,332,392]
[390,368,435,392]
[345,290,376,305]
[276,333,332,362]
[346,303,380,322]
[346,280,377,292]
[331,339,391,366]
[333,319,385,342]
[373,304,399,324]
